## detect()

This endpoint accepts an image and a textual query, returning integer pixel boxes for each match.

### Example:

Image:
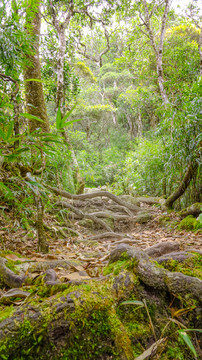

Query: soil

[1,201,201,283]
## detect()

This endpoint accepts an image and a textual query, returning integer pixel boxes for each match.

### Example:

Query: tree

[24,0,50,134]
[137,0,171,104]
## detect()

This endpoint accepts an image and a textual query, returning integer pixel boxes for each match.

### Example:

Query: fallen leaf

[30,257,45,262]
[71,265,84,272]
[44,254,58,260]
[5,254,31,262]
[55,249,62,254]
[62,271,91,282]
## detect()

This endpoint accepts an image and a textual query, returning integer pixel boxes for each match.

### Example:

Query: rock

[119,195,140,205]
[78,218,94,229]
[179,203,202,218]
[159,198,167,211]
[135,211,152,224]
[136,196,159,205]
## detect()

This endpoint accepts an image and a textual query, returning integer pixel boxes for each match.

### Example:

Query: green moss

[177,215,201,231]
[159,215,171,223]
[117,298,152,356]
[161,253,202,280]
[4,260,20,274]
[0,305,14,322]
[103,257,131,276]
[0,256,200,360]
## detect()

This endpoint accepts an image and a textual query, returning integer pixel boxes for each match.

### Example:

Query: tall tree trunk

[56,27,66,114]
[137,111,143,136]
[24,1,50,134]
[165,161,198,208]
[141,0,170,104]
[48,2,84,193]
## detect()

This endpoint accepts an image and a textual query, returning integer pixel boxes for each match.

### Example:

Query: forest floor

[0,197,202,360]
[1,201,201,285]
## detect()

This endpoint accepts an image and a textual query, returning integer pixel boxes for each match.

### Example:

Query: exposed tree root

[55,200,113,232]
[144,241,181,258]
[109,244,202,302]
[0,257,25,288]
[0,241,201,360]
[49,186,140,212]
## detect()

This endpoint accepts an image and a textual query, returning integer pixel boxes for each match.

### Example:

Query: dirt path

[1,202,201,283]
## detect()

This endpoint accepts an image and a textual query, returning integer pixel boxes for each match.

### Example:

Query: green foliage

[178,329,202,358]
[75,61,97,83]
[177,216,202,231]
[111,136,165,195]
[164,24,200,90]
[56,105,81,130]
[197,213,202,224]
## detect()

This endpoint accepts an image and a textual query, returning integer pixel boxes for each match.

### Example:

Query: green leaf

[0,182,15,199]
[20,113,45,123]
[56,107,62,130]
[63,118,82,127]
[25,78,43,83]
[184,329,202,333]
[119,300,144,306]
[62,103,77,123]
[178,330,197,357]
[197,213,202,224]
[0,128,6,140]
[56,105,81,130]
[14,147,30,154]
[6,122,13,140]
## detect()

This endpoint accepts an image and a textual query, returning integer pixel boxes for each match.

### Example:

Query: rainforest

[0,0,201,359]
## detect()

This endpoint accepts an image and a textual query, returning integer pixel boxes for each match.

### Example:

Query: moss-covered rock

[179,202,202,218]
[159,253,202,280]
[177,215,201,231]
[78,218,94,229]
[135,211,152,224]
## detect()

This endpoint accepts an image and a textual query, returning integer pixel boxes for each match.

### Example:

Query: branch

[55,201,113,232]
[76,25,111,67]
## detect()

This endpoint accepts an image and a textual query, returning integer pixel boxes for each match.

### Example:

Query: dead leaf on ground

[5,254,31,262]
[30,256,46,262]
[44,254,58,260]
[61,271,91,282]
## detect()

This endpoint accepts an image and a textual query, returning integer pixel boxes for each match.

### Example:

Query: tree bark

[165,161,198,208]
[48,1,85,193]
[141,0,170,104]
[56,27,67,114]
[24,1,50,134]
[0,73,20,148]
[26,172,49,253]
